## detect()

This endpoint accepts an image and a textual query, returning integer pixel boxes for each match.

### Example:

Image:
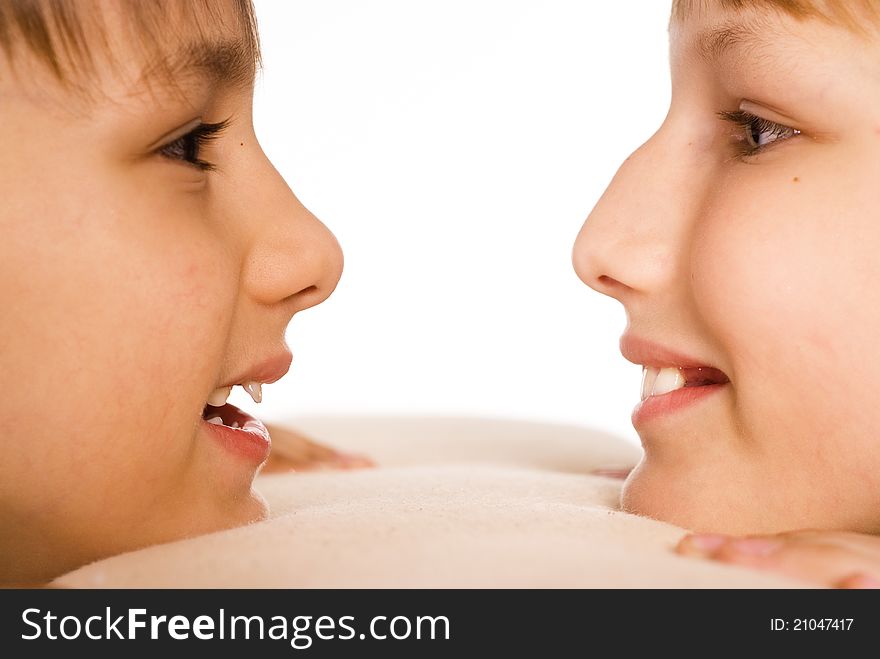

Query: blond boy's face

[0,2,342,581]
[575,3,880,534]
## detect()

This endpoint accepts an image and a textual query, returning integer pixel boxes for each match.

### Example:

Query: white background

[246,1,673,444]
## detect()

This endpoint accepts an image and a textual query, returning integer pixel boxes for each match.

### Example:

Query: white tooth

[651,367,686,397]
[242,381,262,404]
[640,367,659,401]
[207,386,232,407]
[206,416,224,425]
[230,421,240,429]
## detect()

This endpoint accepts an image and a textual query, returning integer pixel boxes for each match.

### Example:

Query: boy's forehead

[670,0,880,63]
[671,0,879,34]
[110,1,259,89]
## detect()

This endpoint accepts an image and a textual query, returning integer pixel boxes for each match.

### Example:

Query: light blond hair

[671,0,879,32]
[0,0,260,86]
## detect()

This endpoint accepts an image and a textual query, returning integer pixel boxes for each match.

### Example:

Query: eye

[719,110,800,158]
[157,119,230,171]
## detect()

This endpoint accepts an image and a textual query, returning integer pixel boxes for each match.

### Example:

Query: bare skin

[0,1,364,584]
[262,426,374,473]
[577,0,880,587]
[676,532,880,589]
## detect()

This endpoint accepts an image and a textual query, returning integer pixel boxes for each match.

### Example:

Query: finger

[590,467,634,480]
[333,453,375,469]
[678,529,880,559]
[259,453,300,474]
[836,573,880,589]
[683,534,880,587]
[675,533,729,557]
[261,423,375,471]
[776,529,880,556]
[283,445,374,472]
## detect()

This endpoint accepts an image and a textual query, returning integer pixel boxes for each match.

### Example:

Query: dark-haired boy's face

[575,3,880,534]
[0,0,342,582]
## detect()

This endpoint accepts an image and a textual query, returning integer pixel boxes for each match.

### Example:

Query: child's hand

[590,467,634,480]
[675,530,880,588]
[261,424,374,473]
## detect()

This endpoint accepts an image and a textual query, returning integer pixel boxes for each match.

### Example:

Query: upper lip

[221,352,293,387]
[620,334,720,370]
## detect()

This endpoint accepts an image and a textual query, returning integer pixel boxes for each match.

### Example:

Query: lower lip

[631,383,727,428]
[199,403,272,464]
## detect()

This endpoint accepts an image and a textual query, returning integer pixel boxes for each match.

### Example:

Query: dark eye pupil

[164,134,200,162]
[183,134,199,162]
[159,119,227,171]
[750,124,761,144]
[162,137,188,161]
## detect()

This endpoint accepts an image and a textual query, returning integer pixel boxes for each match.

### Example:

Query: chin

[621,453,869,536]
[220,486,270,529]
[619,461,769,535]
[154,485,270,549]
[244,487,270,523]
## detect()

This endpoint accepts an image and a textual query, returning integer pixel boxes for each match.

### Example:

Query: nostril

[590,274,636,302]
[597,274,629,292]
[286,284,329,311]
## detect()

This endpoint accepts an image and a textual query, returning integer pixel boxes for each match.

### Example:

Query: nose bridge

[240,151,343,310]
[574,127,694,299]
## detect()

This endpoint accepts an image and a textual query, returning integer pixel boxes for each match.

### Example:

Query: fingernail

[590,468,633,480]
[728,537,782,556]
[688,534,728,551]
[680,534,728,554]
[335,453,373,469]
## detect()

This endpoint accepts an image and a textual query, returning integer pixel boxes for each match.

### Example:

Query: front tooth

[206,416,224,425]
[651,367,686,397]
[207,386,232,407]
[242,381,262,404]
[641,367,659,401]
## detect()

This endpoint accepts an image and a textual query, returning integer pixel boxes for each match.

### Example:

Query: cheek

[0,192,235,516]
[80,220,233,442]
[692,179,880,455]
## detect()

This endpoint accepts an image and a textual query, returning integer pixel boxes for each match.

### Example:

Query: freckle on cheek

[792,176,799,183]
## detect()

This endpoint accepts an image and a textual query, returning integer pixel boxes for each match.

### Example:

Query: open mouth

[640,366,730,401]
[199,381,263,428]
[199,385,271,463]
[202,402,252,429]
[199,401,271,463]
[195,353,290,462]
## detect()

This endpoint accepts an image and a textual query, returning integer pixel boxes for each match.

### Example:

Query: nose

[239,146,344,313]
[573,126,694,304]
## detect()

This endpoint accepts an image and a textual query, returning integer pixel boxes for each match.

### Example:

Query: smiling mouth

[640,366,730,401]
[199,384,258,429]
[203,402,247,429]
[199,401,271,464]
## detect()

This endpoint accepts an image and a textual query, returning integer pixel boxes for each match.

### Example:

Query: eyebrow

[694,20,775,62]
[141,38,258,91]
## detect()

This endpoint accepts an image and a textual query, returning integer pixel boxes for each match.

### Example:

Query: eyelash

[718,110,800,158]
[158,119,230,171]
[159,111,795,167]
